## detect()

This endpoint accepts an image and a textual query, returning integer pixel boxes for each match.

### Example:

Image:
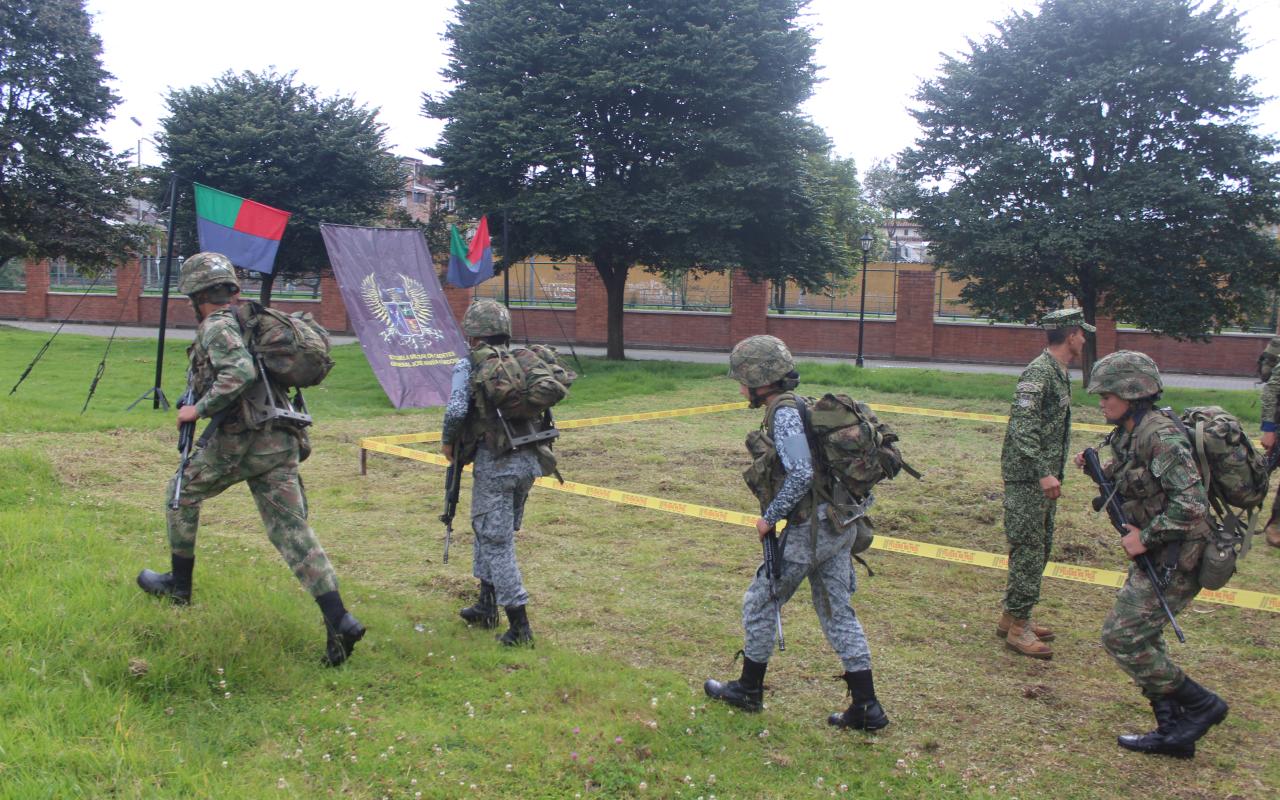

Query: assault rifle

[170,374,230,511]
[763,529,785,651]
[1081,447,1185,643]
[1266,442,1280,475]
[440,458,464,564]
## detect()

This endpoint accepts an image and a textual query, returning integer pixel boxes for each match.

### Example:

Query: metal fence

[770,268,898,316]
[141,256,183,294]
[622,268,730,311]
[49,258,115,292]
[140,257,322,300]
[0,258,24,290]
[473,259,576,306]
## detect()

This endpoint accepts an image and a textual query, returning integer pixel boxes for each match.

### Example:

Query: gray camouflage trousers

[470,444,539,608]
[166,425,339,597]
[1002,481,1056,619]
[1101,561,1202,697]
[742,513,872,672]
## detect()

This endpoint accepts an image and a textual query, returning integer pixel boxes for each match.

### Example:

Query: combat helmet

[728,335,795,388]
[177,252,240,296]
[462,298,511,337]
[1086,350,1162,399]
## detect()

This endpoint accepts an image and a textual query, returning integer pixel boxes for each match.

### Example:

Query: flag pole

[129,173,178,411]
[502,210,510,309]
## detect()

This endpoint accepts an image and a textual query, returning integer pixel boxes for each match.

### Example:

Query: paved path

[0,319,1257,391]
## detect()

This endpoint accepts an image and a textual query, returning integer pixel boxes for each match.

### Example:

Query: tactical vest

[744,393,815,524]
[1108,410,1211,549]
[188,309,250,434]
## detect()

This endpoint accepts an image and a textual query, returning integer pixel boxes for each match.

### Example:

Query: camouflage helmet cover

[1086,350,1163,399]
[728,335,795,388]
[1040,307,1096,333]
[177,252,240,296]
[462,299,512,337]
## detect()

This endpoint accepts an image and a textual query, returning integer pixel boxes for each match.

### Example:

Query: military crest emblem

[360,273,445,349]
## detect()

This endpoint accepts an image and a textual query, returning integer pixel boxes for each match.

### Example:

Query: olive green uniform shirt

[1001,350,1072,482]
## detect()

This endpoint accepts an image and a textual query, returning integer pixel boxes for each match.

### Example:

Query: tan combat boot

[1266,520,1280,549]
[1005,617,1053,659]
[996,611,1055,642]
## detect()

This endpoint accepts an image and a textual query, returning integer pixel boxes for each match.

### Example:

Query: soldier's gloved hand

[176,405,199,428]
[1262,431,1276,451]
[1038,475,1061,500]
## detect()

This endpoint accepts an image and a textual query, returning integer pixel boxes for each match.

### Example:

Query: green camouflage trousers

[1101,562,1201,697]
[166,424,339,597]
[1002,481,1056,618]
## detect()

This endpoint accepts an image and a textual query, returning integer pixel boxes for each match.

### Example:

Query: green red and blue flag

[193,183,291,274]
[446,215,494,288]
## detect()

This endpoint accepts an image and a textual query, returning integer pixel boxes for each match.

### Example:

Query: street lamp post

[856,233,873,367]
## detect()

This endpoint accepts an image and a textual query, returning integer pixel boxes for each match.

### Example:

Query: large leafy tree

[0,0,142,268]
[425,0,846,358]
[901,0,1280,376]
[158,70,404,303]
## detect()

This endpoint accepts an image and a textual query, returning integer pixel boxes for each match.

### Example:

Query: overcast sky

[88,0,1280,175]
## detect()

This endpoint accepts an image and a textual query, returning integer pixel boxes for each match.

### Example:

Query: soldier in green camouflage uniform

[1256,336,1280,547]
[137,252,365,667]
[1079,350,1227,759]
[998,308,1092,659]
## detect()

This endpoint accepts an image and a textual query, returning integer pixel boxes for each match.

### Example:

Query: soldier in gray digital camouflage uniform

[441,299,541,645]
[1075,350,1227,759]
[997,308,1092,659]
[136,252,365,667]
[703,335,888,731]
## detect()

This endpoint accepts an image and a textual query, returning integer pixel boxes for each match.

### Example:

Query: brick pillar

[729,271,769,344]
[318,272,349,332]
[115,257,141,324]
[574,262,608,345]
[24,258,48,319]
[1093,314,1118,359]
[442,281,472,330]
[893,269,935,359]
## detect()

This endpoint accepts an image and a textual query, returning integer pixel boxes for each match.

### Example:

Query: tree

[0,0,143,268]
[863,156,915,250]
[158,70,404,304]
[425,0,846,358]
[901,0,1280,377]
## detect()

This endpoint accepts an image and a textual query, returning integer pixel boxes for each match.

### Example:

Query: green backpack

[1177,406,1268,589]
[471,343,576,421]
[234,301,334,388]
[1257,336,1280,383]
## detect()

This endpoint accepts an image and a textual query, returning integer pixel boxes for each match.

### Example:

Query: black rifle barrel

[763,529,785,651]
[1081,447,1186,643]
[440,460,463,563]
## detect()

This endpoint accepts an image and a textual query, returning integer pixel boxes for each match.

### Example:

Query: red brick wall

[3,257,1274,377]
[767,315,895,358]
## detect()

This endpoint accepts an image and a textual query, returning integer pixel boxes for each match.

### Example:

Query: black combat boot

[828,669,890,731]
[459,581,499,629]
[704,655,767,712]
[316,591,366,667]
[1161,676,1228,750]
[497,605,534,646]
[1117,695,1194,759]
[136,554,195,605]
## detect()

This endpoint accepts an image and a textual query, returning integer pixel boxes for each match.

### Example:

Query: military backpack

[1177,406,1268,589]
[471,343,576,422]
[234,301,334,388]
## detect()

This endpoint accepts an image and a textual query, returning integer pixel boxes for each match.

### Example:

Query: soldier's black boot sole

[704,656,767,712]
[1117,697,1194,758]
[497,605,533,646]
[136,569,191,605]
[460,581,499,629]
[323,613,366,667]
[704,679,764,712]
[829,669,890,731]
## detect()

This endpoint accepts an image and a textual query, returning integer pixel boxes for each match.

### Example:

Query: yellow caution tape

[359,434,1280,613]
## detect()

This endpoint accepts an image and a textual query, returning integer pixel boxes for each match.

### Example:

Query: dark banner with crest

[320,224,469,408]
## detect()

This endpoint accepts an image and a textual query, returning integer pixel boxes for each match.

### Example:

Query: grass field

[1,324,1277,799]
